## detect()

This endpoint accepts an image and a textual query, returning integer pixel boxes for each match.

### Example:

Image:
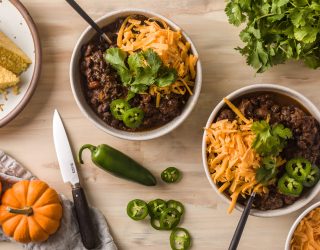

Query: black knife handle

[72,185,98,249]
[228,192,256,250]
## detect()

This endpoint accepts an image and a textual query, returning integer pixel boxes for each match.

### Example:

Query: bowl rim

[0,0,42,127]
[284,200,320,250]
[70,8,202,140]
[201,83,320,217]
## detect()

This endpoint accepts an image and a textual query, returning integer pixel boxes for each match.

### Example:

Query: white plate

[0,0,41,126]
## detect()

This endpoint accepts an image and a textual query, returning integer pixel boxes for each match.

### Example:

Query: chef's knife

[53,109,98,249]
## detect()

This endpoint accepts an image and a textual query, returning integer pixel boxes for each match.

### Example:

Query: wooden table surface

[1,0,320,249]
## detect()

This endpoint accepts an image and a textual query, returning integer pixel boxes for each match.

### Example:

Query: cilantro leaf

[292,0,309,7]
[256,156,279,184]
[125,90,136,101]
[261,3,271,15]
[239,0,251,10]
[294,26,318,43]
[225,2,246,26]
[271,0,289,14]
[104,47,128,69]
[127,53,145,75]
[272,124,292,139]
[267,14,285,22]
[252,120,293,156]
[289,8,307,27]
[130,84,148,93]
[304,54,320,69]
[252,120,274,155]
[131,68,155,88]
[104,48,132,85]
[128,49,159,88]
[104,48,178,93]
[156,67,177,87]
[129,49,176,90]
[142,48,162,75]
[253,122,291,185]
[117,67,132,85]
[311,2,320,11]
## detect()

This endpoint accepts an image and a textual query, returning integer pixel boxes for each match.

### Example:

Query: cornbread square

[0,32,32,75]
[0,65,20,90]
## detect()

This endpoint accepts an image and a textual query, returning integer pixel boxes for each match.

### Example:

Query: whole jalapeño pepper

[78,144,156,186]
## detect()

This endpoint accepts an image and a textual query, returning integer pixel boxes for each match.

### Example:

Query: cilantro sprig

[252,121,292,156]
[225,0,320,72]
[104,48,177,93]
[256,156,278,184]
[252,120,293,184]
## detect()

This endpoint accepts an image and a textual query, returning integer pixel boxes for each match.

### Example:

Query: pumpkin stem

[7,206,33,216]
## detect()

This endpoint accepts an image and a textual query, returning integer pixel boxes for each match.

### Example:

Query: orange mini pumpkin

[0,180,63,243]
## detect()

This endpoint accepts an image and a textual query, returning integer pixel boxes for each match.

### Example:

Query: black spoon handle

[228,192,256,250]
[65,0,112,44]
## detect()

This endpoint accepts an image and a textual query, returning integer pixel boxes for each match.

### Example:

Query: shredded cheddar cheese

[291,207,320,250]
[223,98,251,124]
[117,16,197,107]
[206,98,268,213]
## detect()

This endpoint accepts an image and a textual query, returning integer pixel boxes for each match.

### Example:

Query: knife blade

[53,110,79,186]
[53,109,98,249]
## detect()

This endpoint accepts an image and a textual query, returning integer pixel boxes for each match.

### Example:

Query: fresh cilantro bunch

[225,0,320,72]
[252,120,292,156]
[104,48,177,93]
[252,120,293,184]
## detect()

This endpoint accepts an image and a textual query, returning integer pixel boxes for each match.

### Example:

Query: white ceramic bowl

[70,9,202,140]
[285,201,320,249]
[202,83,320,217]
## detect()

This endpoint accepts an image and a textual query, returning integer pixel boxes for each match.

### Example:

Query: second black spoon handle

[65,0,112,44]
[228,192,256,250]
[66,0,103,34]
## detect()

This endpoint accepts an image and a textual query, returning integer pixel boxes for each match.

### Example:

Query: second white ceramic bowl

[202,83,320,217]
[285,201,320,249]
[70,9,202,140]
